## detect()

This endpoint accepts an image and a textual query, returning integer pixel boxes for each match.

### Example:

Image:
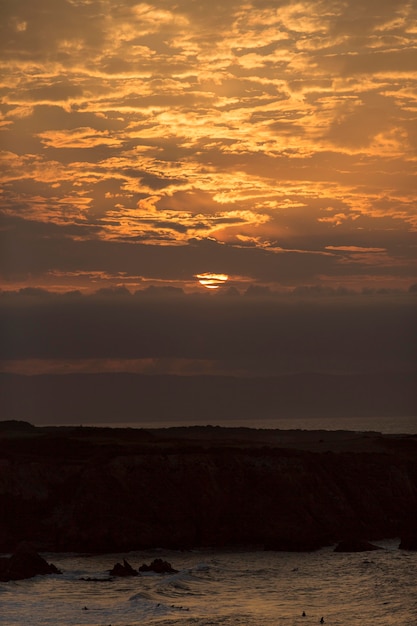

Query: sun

[196,272,229,289]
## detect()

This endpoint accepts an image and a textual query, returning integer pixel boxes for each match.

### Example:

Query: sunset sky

[1,0,417,293]
[0,1,416,384]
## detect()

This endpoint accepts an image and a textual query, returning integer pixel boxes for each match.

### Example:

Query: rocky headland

[0,541,61,581]
[0,421,416,554]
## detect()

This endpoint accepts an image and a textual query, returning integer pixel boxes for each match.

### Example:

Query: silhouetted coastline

[0,421,416,554]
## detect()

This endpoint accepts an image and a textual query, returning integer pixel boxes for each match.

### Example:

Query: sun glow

[196,273,229,289]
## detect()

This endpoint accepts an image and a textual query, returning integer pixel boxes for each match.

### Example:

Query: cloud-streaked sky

[1,0,416,295]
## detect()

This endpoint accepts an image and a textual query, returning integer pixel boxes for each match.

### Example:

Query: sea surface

[1,541,416,625]
[87,415,417,434]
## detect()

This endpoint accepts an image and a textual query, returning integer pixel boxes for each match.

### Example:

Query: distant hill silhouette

[0,371,415,425]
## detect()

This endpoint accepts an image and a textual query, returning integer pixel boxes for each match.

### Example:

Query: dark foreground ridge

[0,421,416,553]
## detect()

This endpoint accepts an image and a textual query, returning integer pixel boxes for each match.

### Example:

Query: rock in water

[139,558,178,573]
[109,559,138,576]
[0,542,61,581]
[334,540,381,552]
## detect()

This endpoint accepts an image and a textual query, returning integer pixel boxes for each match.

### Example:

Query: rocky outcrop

[0,425,416,553]
[264,533,328,552]
[80,576,112,581]
[139,558,178,573]
[109,559,138,576]
[0,542,61,581]
[334,540,382,552]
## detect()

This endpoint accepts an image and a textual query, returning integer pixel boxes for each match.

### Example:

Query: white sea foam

[1,542,416,625]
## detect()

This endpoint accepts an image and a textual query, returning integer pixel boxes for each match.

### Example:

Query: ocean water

[89,415,417,434]
[1,541,416,625]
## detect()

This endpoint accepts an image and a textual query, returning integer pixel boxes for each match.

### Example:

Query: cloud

[1,212,416,295]
[0,0,416,295]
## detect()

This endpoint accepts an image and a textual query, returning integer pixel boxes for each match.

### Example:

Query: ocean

[88,415,417,434]
[1,541,416,625]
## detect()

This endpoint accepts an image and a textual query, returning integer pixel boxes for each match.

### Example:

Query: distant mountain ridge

[1,371,415,425]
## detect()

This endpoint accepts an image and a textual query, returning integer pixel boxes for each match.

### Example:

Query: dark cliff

[0,423,416,552]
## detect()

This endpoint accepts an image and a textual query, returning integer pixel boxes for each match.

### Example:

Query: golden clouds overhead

[0,0,416,293]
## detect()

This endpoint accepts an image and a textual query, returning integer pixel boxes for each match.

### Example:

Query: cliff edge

[0,423,416,552]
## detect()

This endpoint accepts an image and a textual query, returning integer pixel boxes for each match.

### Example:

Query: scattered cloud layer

[1,0,416,294]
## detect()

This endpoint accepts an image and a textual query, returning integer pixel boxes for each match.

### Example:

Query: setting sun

[196,273,229,289]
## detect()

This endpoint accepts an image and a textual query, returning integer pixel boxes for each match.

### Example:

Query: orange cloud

[0,0,416,294]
